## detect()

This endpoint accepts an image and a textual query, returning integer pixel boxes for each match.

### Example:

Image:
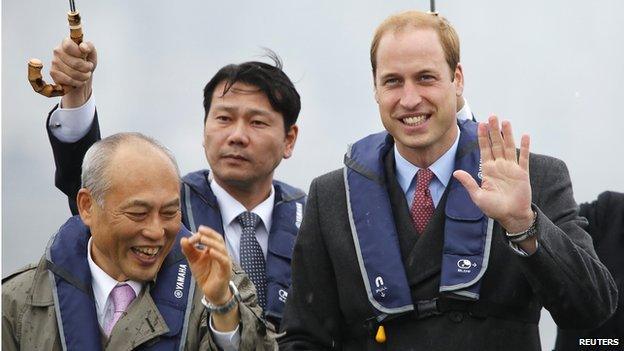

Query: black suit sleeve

[279,177,344,350]
[46,104,101,215]
[520,157,618,329]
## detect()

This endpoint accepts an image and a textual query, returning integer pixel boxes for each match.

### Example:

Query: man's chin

[123,266,160,283]
[215,172,256,187]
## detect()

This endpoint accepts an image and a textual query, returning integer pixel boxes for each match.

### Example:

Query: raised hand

[453,116,534,234]
[50,38,97,108]
[181,225,239,331]
[181,225,233,304]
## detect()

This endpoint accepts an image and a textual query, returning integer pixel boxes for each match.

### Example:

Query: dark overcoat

[280,133,617,351]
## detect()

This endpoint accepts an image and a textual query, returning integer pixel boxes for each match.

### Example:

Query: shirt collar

[456,98,473,121]
[87,237,143,312]
[209,179,275,232]
[394,124,461,193]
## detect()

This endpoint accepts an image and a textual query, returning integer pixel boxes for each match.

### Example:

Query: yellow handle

[27,11,84,97]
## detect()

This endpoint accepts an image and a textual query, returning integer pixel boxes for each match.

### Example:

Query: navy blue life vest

[45,216,194,351]
[344,119,493,318]
[181,170,306,323]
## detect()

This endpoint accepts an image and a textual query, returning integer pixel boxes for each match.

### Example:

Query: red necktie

[410,168,435,234]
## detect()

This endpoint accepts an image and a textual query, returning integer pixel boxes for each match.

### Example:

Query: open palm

[454,116,533,233]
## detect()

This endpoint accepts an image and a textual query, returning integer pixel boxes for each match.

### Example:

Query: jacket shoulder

[181,169,209,187]
[528,152,567,171]
[2,263,37,285]
[273,180,306,202]
[2,265,38,335]
[313,168,344,189]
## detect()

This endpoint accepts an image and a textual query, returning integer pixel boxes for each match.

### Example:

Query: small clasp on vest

[415,298,441,319]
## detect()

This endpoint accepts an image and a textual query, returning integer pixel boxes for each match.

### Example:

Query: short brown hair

[370,10,460,80]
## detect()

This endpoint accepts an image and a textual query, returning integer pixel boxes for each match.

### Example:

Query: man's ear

[454,63,464,96]
[77,188,95,226]
[283,124,299,159]
[373,77,380,104]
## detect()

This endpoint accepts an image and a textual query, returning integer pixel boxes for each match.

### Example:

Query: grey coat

[2,256,278,350]
[279,149,617,351]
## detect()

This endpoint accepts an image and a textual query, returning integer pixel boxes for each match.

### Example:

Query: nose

[226,120,250,147]
[142,215,166,241]
[399,81,422,110]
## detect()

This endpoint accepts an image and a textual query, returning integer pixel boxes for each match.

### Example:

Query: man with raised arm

[279,10,617,350]
[43,37,305,330]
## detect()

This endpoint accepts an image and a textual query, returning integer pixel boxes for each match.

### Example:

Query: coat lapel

[384,148,446,291]
[105,287,170,350]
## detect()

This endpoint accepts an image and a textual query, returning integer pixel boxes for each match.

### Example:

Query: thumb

[453,170,481,201]
[80,41,98,70]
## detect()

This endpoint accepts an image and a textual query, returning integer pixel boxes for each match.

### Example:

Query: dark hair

[202,50,301,132]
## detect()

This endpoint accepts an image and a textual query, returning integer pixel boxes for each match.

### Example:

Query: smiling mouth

[131,246,160,259]
[400,114,430,126]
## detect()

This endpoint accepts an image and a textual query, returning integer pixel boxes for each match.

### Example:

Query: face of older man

[81,141,182,282]
[374,27,463,167]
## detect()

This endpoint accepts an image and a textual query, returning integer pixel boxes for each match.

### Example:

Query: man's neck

[396,124,459,169]
[213,177,273,211]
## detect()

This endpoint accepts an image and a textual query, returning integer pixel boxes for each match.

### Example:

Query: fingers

[197,226,229,256]
[482,116,523,163]
[181,226,231,263]
[518,134,530,171]
[205,248,233,279]
[50,38,95,85]
[50,60,92,87]
[180,236,202,262]
[501,120,517,161]
[487,116,505,160]
[60,37,83,58]
[477,122,493,163]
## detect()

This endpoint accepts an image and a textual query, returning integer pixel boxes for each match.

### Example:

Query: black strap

[435,297,540,324]
[355,297,540,338]
[45,259,93,297]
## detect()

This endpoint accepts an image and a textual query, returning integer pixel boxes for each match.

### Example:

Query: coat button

[448,311,464,323]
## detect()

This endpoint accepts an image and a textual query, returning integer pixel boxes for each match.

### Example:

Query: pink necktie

[410,168,435,234]
[104,283,136,336]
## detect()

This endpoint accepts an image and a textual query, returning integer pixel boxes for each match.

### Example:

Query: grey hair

[81,132,180,207]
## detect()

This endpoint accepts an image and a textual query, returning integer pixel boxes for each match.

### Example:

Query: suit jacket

[555,191,624,350]
[46,105,101,215]
[280,145,617,351]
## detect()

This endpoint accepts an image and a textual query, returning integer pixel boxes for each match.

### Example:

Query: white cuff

[209,315,240,351]
[508,241,539,257]
[49,94,96,143]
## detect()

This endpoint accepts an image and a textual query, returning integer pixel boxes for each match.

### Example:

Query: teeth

[402,115,427,125]
[133,247,159,256]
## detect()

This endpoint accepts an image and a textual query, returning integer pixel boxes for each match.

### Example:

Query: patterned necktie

[237,211,267,309]
[104,283,136,336]
[410,168,435,234]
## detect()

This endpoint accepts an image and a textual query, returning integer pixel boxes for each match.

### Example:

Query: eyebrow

[122,198,180,209]
[211,105,273,118]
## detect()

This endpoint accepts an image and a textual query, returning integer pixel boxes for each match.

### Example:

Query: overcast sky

[3,1,624,348]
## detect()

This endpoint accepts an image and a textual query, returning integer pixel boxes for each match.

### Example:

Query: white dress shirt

[456,98,473,121]
[49,95,96,142]
[209,177,274,264]
[394,125,461,208]
[87,237,143,330]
